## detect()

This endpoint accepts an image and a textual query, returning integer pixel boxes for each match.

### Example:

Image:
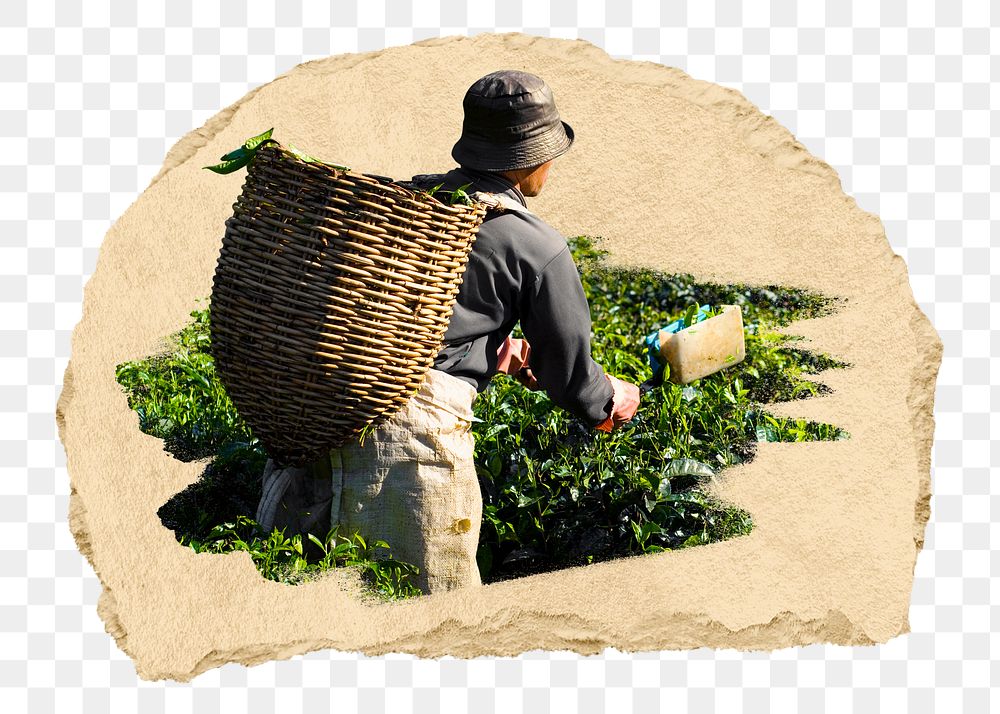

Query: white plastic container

[656,305,746,384]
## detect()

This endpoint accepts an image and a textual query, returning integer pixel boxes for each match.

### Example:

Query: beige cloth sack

[255,369,481,594]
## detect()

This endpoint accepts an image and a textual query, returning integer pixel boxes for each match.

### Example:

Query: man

[256,70,640,595]
[423,69,640,431]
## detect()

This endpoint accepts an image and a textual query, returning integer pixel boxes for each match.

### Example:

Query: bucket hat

[451,70,575,172]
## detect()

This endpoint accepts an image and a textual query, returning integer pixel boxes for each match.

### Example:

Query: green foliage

[116,308,420,601]
[470,235,848,581]
[116,233,849,592]
[157,439,266,540]
[114,305,253,461]
[203,128,274,174]
[182,515,422,600]
[447,182,475,205]
[424,181,475,206]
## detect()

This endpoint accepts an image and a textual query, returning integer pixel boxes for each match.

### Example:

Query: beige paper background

[55,33,941,681]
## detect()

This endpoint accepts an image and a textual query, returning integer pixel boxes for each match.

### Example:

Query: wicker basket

[209,140,488,467]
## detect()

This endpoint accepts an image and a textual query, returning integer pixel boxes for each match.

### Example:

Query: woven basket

[209,140,488,467]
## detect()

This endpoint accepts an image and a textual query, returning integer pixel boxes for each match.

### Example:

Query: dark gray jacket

[410,167,614,427]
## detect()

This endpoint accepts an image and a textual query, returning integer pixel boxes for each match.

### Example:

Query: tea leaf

[203,153,253,175]
[243,127,274,151]
[219,146,249,162]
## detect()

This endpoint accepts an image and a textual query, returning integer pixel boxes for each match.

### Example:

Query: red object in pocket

[496,336,531,375]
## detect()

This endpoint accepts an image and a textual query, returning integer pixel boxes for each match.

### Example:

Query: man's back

[410,166,614,427]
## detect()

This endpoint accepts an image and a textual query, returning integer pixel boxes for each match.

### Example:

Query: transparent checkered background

[1,1,994,711]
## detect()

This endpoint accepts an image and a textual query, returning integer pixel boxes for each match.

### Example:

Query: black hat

[451,70,575,172]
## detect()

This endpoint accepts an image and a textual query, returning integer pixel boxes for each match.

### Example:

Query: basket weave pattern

[209,141,486,467]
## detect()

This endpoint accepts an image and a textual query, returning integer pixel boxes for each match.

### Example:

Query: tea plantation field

[116,236,848,598]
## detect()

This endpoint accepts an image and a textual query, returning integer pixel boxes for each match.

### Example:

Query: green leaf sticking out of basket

[448,182,475,206]
[422,181,475,206]
[203,129,355,175]
[243,128,275,152]
[203,128,275,174]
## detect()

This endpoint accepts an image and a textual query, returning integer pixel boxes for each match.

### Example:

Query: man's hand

[515,366,541,391]
[595,374,641,432]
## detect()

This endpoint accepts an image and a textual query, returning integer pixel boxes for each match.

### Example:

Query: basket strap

[406,174,533,216]
[469,191,534,216]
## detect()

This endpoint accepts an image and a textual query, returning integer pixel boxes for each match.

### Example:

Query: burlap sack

[256,369,481,594]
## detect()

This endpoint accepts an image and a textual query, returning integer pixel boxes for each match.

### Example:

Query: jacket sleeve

[518,246,614,426]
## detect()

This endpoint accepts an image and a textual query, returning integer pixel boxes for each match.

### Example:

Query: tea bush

[183,515,422,599]
[116,235,848,595]
[473,236,847,581]
[115,307,252,462]
[116,316,421,600]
